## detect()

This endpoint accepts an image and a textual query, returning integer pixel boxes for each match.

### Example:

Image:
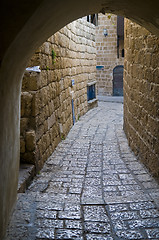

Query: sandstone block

[20,137,25,153]
[26,131,36,152]
[21,92,33,117]
[20,118,29,134]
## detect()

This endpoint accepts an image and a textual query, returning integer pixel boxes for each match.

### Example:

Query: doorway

[113,65,123,96]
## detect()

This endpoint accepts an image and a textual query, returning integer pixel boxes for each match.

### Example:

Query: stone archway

[1,0,159,238]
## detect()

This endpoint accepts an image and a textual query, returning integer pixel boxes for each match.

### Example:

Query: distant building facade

[96,13,124,96]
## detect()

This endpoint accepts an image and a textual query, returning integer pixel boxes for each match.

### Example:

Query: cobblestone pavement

[5,102,159,240]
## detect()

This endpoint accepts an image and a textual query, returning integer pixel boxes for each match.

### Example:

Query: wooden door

[113,65,123,96]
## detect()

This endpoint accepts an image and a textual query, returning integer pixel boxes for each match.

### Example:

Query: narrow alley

[5,102,159,240]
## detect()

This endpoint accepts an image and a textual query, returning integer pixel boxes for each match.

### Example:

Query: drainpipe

[117,35,120,58]
[70,79,75,125]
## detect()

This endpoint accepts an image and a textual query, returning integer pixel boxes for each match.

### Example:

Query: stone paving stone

[55,229,83,239]
[136,173,155,182]
[65,220,83,229]
[58,210,81,220]
[133,169,148,174]
[85,178,101,186]
[149,189,159,196]
[118,184,142,191]
[5,102,159,240]
[111,219,128,230]
[103,186,117,191]
[15,193,36,210]
[68,187,82,194]
[140,208,159,218]
[103,174,119,181]
[36,193,65,202]
[72,178,84,183]
[65,194,81,203]
[86,234,113,240]
[108,203,129,212]
[9,210,31,225]
[36,228,55,239]
[110,210,140,221]
[118,173,135,180]
[81,196,104,205]
[126,163,146,171]
[146,228,159,239]
[84,221,111,234]
[121,179,138,185]
[36,209,57,219]
[116,229,144,239]
[149,191,159,208]
[116,168,133,173]
[5,226,30,240]
[83,205,109,222]
[103,180,122,186]
[58,204,81,220]
[120,190,145,197]
[128,218,159,229]
[129,201,156,210]
[83,186,102,193]
[142,181,159,189]
[105,195,151,205]
[36,218,63,228]
[104,191,121,198]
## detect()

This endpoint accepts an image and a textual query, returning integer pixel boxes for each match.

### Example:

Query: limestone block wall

[124,19,159,178]
[96,14,124,96]
[20,18,96,170]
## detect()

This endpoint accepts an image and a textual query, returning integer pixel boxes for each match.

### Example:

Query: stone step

[18,163,35,193]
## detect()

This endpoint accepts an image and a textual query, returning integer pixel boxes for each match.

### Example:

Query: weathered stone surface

[21,92,33,117]
[20,18,96,170]
[20,137,25,153]
[124,19,159,179]
[25,131,36,152]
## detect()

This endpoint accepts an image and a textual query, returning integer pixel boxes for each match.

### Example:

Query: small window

[87,84,96,101]
[87,14,98,26]
[117,16,124,58]
[122,49,124,57]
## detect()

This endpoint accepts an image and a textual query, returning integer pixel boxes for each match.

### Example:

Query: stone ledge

[18,164,35,193]
[97,95,123,103]
[88,98,98,110]
[87,80,97,86]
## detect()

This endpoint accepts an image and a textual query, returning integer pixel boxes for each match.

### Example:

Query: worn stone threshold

[97,95,123,103]
[18,163,35,193]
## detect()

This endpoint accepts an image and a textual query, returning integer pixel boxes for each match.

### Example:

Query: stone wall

[20,18,96,171]
[124,19,159,178]
[96,14,124,96]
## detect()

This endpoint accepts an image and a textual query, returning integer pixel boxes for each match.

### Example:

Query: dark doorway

[113,65,124,96]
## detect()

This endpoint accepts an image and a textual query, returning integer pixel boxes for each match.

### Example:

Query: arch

[0,0,159,238]
[113,65,124,96]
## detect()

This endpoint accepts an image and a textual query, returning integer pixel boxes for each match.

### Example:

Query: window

[87,14,98,26]
[122,49,124,57]
[87,84,96,101]
[117,16,124,58]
